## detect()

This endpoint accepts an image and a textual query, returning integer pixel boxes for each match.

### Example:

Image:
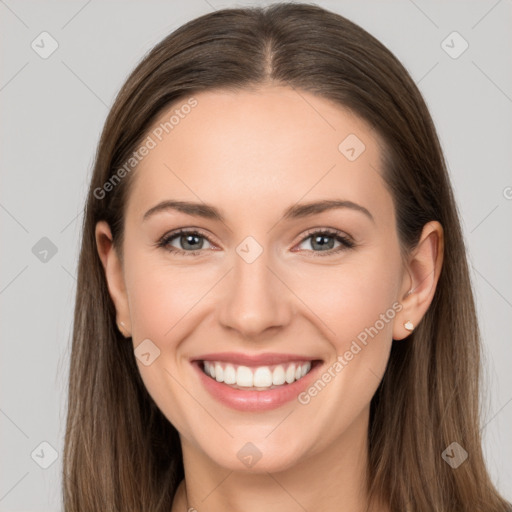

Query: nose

[216,245,293,339]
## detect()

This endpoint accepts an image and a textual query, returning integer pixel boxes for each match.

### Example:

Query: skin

[96,85,443,512]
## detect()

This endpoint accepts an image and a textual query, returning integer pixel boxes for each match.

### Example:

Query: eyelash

[155,228,355,257]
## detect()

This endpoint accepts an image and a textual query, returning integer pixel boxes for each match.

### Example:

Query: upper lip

[191,352,321,367]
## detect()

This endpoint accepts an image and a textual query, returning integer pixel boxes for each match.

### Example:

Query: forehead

[125,86,393,226]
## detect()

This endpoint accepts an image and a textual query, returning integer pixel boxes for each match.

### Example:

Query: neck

[171,406,388,512]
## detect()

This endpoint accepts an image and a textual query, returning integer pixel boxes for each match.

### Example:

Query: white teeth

[205,362,212,377]
[202,360,313,389]
[236,366,253,387]
[253,367,273,387]
[214,362,223,382]
[223,364,236,384]
[272,365,286,385]
[285,364,296,384]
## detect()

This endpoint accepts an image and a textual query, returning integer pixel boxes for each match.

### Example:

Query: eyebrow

[142,199,374,223]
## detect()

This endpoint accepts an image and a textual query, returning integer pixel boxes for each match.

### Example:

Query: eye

[156,229,214,256]
[156,227,355,257]
[295,228,355,256]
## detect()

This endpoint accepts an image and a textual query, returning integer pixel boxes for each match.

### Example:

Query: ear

[95,220,131,337]
[393,220,444,340]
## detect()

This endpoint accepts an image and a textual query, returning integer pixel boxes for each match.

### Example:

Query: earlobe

[393,220,444,340]
[95,221,132,338]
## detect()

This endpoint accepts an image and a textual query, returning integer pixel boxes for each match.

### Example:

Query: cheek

[290,254,401,350]
[288,254,401,430]
[123,256,212,431]
[126,254,215,342]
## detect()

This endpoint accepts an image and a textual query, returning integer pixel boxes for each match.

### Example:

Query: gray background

[1,0,511,509]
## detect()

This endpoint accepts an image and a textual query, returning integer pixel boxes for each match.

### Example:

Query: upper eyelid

[162,228,215,244]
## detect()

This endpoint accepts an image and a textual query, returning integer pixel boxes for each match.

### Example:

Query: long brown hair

[62,3,512,510]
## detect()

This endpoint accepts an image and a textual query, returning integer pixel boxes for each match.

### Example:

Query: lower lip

[191,360,323,412]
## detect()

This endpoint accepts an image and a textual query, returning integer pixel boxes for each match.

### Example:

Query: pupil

[182,234,202,250]
[313,235,333,251]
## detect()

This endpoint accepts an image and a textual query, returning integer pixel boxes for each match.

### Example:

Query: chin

[203,438,308,474]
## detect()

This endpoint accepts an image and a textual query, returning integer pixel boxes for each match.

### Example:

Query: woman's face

[100,85,414,472]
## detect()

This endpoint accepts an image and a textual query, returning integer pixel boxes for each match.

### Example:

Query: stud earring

[404,320,414,332]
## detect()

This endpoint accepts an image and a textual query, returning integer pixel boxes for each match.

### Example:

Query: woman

[62,3,512,511]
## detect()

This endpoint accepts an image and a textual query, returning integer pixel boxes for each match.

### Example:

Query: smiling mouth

[198,359,322,391]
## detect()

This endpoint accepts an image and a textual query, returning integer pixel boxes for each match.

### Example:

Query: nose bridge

[216,238,292,336]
